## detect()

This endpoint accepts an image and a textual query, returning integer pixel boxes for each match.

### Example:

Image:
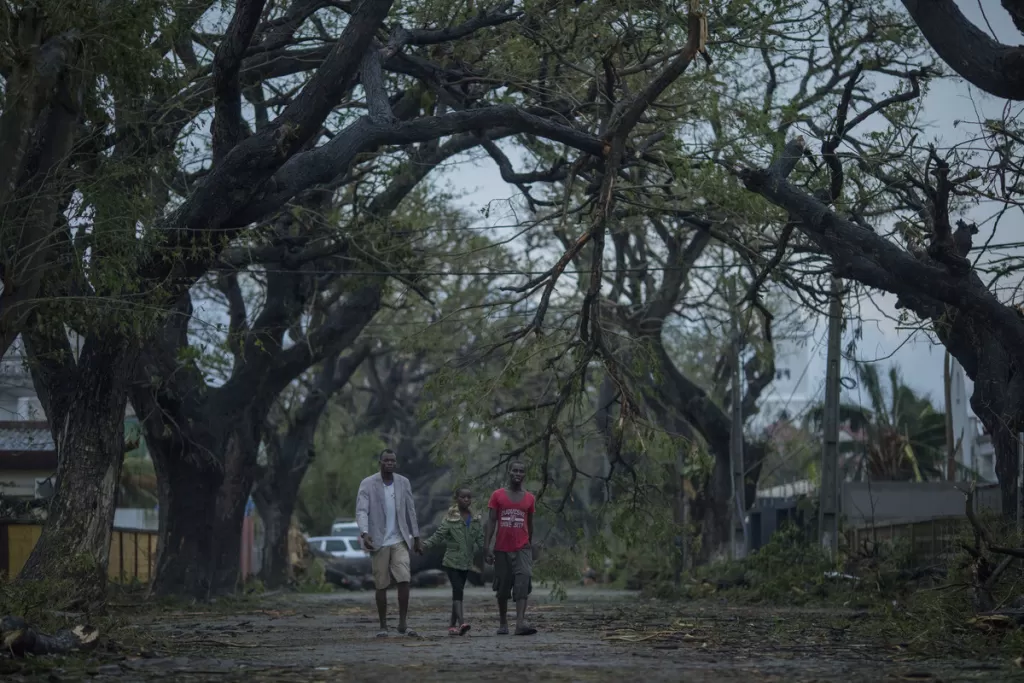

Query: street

[44,587,1011,682]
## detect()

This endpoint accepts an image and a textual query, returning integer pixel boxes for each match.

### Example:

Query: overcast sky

[432,2,1024,418]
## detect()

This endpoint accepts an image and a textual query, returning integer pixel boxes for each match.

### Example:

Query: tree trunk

[253,476,300,588]
[17,337,137,607]
[146,420,259,599]
[150,446,221,598]
[988,421,1020,519]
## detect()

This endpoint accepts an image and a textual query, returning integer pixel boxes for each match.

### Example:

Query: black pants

[446,568,469,601]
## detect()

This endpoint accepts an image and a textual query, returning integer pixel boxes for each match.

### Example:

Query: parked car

[307,535,366,559]
[330,518,360,537]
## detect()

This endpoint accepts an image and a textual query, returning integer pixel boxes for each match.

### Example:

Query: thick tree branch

[741,141,1024,358]
[383,1,522,55]
[901,0,1024,100]
[230,105,607,228]
[212,0,267,163]
[359,47,395,124]
[152,0,395,284]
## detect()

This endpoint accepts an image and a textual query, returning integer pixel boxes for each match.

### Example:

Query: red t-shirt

[488,488,535,552]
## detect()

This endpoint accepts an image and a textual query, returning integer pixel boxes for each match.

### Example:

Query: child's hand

[484,550,495,565]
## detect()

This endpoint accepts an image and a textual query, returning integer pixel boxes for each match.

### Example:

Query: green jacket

[423,506,484,571]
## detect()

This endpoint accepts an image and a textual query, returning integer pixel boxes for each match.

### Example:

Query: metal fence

[109,527,158,584]
[844,515,974,564]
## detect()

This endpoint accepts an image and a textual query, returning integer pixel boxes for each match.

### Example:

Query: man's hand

[413,538,423,555]
[485,550,495,565]
[361,533,375,551]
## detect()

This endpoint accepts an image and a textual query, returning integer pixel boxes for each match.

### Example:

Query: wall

[842,481,1001,529]
[1,523,158,583]
[3,524,42,578]
[0,470,52,498]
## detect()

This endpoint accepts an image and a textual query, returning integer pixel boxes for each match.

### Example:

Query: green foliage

[876,519,1024,657]
[805,362,948,481]
[297,428,385,536]
[0,553,102,620]
[670,524,918,606]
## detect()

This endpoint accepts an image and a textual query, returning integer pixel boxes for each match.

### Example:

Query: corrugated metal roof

[0,424,55,452]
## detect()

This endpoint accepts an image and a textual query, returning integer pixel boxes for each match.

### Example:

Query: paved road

[114,586,1011,682]
[3,587,1014,681]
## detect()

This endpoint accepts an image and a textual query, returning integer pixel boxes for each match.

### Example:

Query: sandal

[376,630,388,638]
[398,628,419,637]
[514,625,538,636]
[497,624,509,635]
[459,624,472,636]
[448,627,460,636]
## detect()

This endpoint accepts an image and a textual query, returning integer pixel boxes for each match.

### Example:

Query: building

[0,421,56,499]
[948,358,997,482]
[750,304,815,432]
[0,337,141,501]
[0,338,42,421]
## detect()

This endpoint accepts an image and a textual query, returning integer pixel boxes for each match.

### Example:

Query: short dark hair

[379,448,397,461]
[455,486,472,497]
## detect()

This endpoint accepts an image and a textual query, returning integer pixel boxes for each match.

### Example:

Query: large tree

[8,0,722,601]
[439,0,936,560]
[742,74,1024,517]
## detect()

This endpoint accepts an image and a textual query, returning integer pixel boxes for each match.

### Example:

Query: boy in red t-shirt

[484,461,537,636]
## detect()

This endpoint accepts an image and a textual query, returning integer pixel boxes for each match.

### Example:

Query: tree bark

[144,415,260,598]
[253,471,301,588]
[253,347,369,587]
[16,333,137,606]
[901,0,1024,100]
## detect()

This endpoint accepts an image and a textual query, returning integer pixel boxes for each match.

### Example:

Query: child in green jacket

[423,487,484,635]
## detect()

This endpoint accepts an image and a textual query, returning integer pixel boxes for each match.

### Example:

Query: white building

[948,358,997,483]
[750,308,815,432]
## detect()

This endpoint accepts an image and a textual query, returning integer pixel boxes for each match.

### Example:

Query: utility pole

[819,277,842,560]
[1018,432,1023,536]
[944,351,956,482]
[729,280,747,560]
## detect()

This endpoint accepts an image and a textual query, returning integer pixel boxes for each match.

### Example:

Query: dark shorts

[492,547,532,601]
[446,568,469,601]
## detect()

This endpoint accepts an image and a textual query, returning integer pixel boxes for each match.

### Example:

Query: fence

[844,515,974,565]
[0,522,158,583]
[108,528,158,584]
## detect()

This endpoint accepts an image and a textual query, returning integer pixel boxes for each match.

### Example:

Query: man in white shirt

[355,449,423,637]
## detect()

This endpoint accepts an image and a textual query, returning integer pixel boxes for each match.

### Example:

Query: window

[324,539,348,552]
[348,540,363,552]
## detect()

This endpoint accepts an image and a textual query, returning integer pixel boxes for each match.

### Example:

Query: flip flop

[514,626,538,636]
[376,630,388,638]
[398,628,419,637]
[459,624,472,636]
[497,625,509,635]
[448,627,460,636]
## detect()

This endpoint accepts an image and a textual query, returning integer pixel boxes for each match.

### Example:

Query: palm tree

[805,363,947,482]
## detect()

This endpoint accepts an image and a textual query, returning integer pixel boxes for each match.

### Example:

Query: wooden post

[1018,432,1023,537]
[729,278,746,559]
[944,351,956,481]
[819,277,842,560]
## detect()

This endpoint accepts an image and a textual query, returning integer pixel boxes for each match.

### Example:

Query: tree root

[961,484,1024,615]
[0,616,99,657]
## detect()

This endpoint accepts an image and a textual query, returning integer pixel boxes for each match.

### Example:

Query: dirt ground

[3,587,1021,681]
